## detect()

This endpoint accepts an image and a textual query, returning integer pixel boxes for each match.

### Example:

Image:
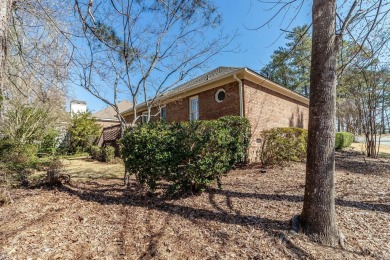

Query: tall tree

[339,64,390,157]
[261,25,311,96]
[300,0,341,246]
[0,0,12,119]
[257,0,389,246]
[73,0,232,130]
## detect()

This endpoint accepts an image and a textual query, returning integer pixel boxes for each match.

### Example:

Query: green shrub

[68,112,101,154]
[261,127,308,165]
[102,146,115,163]
[0,139,39,186]
[39,129,59,155]
[90,145,102,160]
[90,145,116,162]
[121,116,251,193]
[335,132,354,149]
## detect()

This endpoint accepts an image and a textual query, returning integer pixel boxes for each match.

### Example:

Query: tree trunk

[300,0,342,246]
[0,0,11,120]
[381,88,385,134]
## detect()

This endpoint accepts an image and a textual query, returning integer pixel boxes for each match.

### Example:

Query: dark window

[218,91,225,101]
[215,89,226,103]
[160,106,167,121]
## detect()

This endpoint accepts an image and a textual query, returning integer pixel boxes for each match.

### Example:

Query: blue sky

[68,0,312,113]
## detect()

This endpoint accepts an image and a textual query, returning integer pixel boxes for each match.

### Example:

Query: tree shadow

[207,188,390,213]
[56,176,388,258]
[289,107,305,128]
[335,151,390,175]
[57,182,313,259]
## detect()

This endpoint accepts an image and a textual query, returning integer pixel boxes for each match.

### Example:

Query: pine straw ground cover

[0,152,389,259]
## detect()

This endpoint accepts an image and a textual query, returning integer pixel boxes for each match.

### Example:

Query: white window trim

[189,96,199,121]
[215,88,226,103]
[141,111,148,123]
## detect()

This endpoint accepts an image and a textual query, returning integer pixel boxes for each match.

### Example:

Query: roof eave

[121,67,309,116]
[121,68,246,116]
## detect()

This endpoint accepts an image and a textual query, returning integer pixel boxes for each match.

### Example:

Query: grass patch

[349,142,390,158]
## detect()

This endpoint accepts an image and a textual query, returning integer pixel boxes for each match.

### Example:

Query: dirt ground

[0,151,389,259]
[350,142,390,158]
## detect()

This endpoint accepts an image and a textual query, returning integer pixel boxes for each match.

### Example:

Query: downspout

[233,74,244,117]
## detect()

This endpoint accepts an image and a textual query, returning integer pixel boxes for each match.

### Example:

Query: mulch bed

[0,152,389,259]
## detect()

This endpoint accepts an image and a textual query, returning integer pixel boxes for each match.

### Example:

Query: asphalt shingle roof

[93,100,132,120]
[167,66,242,96]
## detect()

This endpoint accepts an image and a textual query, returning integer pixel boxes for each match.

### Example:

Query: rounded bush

[102,146,115,163]
[121,116,251,193]
[335,132,354,149]
[261,127,308,165]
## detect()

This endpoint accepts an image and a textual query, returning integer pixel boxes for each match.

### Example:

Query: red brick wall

[122,78,309,162]
[243,79,309,161]
[124,81,241,123]
[165,81,240,122]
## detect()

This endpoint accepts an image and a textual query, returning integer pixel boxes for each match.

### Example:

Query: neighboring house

[94,100,131,153]
[92,100,132,128]
[70,100,87,117]
[121,67,309,162]
[96,124,122,156]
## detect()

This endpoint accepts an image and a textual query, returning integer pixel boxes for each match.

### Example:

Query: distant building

[92,100,132,127]
[70,100,87,117]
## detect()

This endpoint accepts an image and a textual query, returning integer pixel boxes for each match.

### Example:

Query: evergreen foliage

[335,132,354,150]
[121,116,251,193]
[68,112,101,154]
[90,145,116,163]
[261,127,308,165]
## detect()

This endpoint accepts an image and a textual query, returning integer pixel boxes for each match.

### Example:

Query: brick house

[121,67,309,161]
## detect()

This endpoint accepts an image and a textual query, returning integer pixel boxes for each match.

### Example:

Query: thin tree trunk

[0,0,11,120]
[300,0,342,246]
[337,116,341,132]
[381,88,385,134]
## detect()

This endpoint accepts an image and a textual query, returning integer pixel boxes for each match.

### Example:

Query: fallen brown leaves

[0,152,389,259]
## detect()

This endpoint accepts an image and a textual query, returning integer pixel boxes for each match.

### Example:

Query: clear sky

[68,0,312,113]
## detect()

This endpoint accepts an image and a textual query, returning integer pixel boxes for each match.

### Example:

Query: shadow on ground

[335,151,390,175]
[54,176,388,258]
[58,181,312,258]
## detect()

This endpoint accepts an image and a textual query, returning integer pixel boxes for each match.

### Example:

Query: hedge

[261,128,355,165]
[102,146,115,163]
[335,132,354,149]
[121,116,251,193]
[90,145,116,163]
[261,127,308,165]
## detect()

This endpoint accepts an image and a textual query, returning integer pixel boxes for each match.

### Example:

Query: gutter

[121,68,246,116]
[121,67,309,116]
[233,74,244,117]
[244,68,309,105]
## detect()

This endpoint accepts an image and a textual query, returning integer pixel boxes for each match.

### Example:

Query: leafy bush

[0,139,39,186]
[68,112,101,154]
[261,127,308,165]
[39,128,59,155]
[90,145,116,163]
[90,145,102,161]
[335,132,354,149]
[102,146,115,163]
[121,116,251,193]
